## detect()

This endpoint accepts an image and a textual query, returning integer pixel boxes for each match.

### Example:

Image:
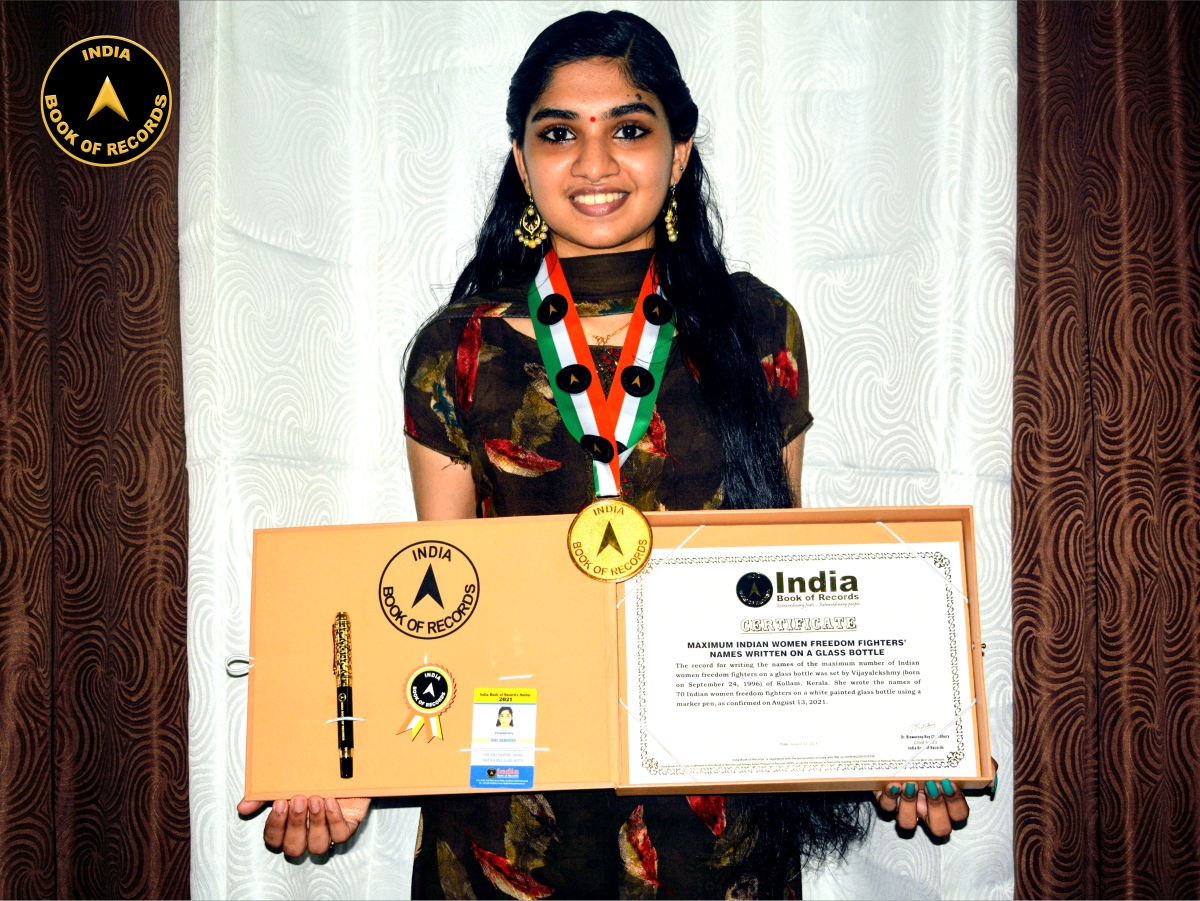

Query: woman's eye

[615,123,648,140]
[540,125,574,143]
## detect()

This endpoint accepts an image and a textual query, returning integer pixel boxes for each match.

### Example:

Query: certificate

[617,514,989,791]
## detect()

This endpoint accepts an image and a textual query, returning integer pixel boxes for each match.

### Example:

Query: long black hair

[445,11,869,892]
[450,8,792,510]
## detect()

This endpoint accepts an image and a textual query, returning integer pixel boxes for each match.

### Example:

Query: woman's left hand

[874,780,970,837]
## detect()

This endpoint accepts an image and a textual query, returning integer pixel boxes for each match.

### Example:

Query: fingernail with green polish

[904,782,916,798]
[941,778,955,796]
[926,780,940,799]
[888,785,901,797]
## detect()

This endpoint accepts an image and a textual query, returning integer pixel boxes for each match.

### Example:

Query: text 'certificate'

[621,543,978,785]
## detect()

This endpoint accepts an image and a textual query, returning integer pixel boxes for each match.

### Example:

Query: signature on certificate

[910,722,936,732]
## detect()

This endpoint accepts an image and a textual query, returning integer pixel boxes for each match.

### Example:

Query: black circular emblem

[536,294,569,325]
[620,366,655,397]
[41,35,172,168]
[555,364,592,394]
[486,768,497,778]
[580,434,614,463]
[379,541,480,639]
[642,295,674,326]
[736,572,773,608]
[409,668,450,711]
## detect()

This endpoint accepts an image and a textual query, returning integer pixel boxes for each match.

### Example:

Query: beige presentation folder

[244,507,994,801]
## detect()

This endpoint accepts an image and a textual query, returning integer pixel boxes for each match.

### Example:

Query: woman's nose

[571,135,619,181]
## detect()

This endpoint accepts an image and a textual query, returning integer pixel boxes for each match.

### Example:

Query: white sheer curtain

[179,2,1015,897]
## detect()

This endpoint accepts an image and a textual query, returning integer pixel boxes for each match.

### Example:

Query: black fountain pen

[332,612,354,778]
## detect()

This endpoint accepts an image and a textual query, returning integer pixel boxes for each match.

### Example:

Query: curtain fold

[1013,2,1200,898]
[0,3,188,897]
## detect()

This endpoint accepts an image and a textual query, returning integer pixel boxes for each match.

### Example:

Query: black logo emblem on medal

[642,295,674,326]
[379,541,479,638]
[556,364,592,394]
[620,366,654,397]
[580,434,615,463]
[409,667,450,711]
[597,521,623,557]
[41,35,172,167]
[736,572,773,608]
[536,293,568,325]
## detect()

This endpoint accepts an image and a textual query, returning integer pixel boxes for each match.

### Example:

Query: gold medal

[567,497,653,582]
[399,663,456,741]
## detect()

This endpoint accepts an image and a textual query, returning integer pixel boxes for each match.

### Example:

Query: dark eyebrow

[606,102,657,119]
[530,107,578,123]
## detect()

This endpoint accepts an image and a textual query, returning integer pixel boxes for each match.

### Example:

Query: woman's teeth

[574,192,626,205]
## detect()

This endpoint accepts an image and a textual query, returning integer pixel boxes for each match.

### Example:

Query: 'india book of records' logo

[379,541,480,639]
[41,35,172,167]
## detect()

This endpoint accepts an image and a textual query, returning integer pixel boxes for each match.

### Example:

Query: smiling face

[498,708,513,727]
[513,57,692,258]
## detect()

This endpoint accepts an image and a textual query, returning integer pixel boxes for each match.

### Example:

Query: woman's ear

[672,137,694,185]
[513,139,530,194]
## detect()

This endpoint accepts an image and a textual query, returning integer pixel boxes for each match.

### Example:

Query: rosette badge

[41,35,172,167]
[400,665,456,741]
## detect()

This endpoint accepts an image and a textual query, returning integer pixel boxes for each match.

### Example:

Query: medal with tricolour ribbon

[527,249,675,582]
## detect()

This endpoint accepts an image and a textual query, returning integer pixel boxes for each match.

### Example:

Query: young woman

[239,10,972,897]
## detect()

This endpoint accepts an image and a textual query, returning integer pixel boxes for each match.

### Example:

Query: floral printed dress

[403,249,813,899]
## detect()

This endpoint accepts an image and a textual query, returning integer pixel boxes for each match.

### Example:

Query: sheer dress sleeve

[734,273,813,444]
[403,317,470,463]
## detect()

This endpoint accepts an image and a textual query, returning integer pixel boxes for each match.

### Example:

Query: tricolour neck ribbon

[528,249,675,497]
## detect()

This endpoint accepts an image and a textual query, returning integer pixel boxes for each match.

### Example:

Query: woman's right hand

[237,796,370,857]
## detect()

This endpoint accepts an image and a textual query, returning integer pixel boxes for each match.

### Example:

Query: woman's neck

[550,227,655,258]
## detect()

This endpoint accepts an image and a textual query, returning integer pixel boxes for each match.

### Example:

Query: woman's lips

[570,191,629,217]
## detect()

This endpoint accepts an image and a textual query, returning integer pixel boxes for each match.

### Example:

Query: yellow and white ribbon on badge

[399,664,455,741]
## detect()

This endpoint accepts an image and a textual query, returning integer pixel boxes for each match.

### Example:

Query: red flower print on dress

[619,805,661,888]
[773,350,799,399]
[761,354,776,387]
[685,795,726,836]
[456,303,502,411]
[468,834,553,900]
[635,410,679,463]
[485,438,562,476]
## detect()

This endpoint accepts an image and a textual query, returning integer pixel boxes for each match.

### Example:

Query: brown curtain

[1014,2,1200,899]
[0,2,188,898]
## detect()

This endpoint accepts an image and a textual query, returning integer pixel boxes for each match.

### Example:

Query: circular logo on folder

[736,572,773,608]
[379,541,479,639]
[406,665,454,714]
[41,35,172,167]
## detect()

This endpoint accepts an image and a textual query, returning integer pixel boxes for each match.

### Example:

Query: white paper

[622,543,979,785]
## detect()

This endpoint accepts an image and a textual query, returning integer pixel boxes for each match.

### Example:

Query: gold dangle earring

[664,183,680,243]
[515,191,549,249]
